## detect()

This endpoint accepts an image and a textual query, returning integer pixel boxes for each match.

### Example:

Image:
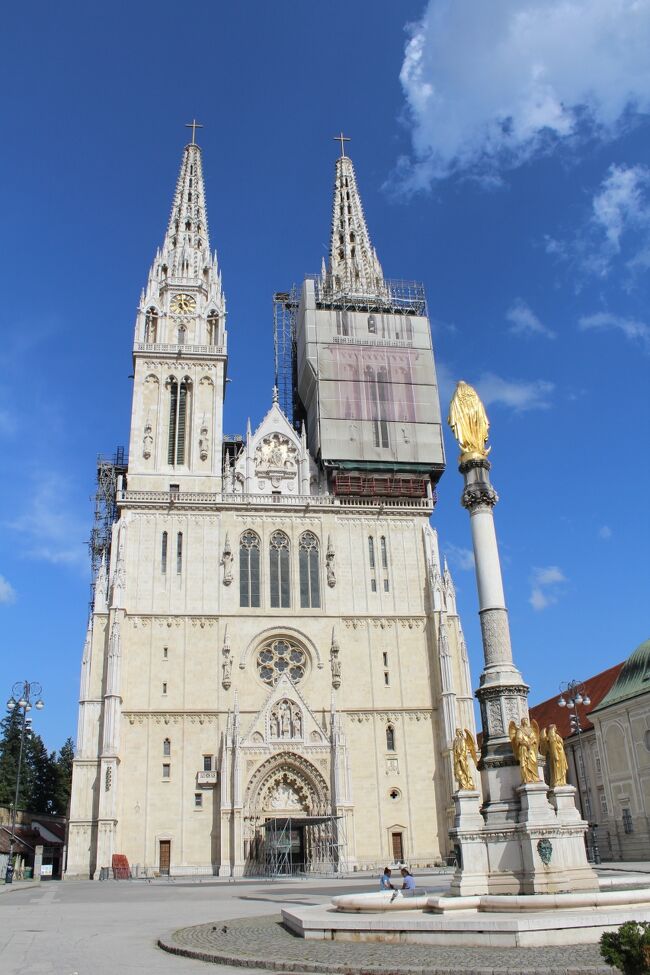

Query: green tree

[0,708,27,809]
[54,737,75,816]
[28,735,59,816]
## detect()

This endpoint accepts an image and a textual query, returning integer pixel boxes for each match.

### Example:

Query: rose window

[256,638,306,686]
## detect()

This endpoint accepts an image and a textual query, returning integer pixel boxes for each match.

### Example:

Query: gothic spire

[161,141,212,280]
[323,147,385,297]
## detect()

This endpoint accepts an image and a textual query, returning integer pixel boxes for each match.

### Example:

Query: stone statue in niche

[222,651,232,689]
[199,418,209,462]
[255,433,298,479]
[142,420,153,460]
[326,535,336,588]
[220,533,233,586]
[330,629,341,689]
[281,703,291,738]
[270,699,302,739]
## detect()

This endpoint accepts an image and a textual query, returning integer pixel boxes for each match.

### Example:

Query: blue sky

[1,0,648,750]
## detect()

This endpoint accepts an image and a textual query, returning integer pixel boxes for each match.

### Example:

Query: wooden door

[159,840,171,876]
[391,832,403,862]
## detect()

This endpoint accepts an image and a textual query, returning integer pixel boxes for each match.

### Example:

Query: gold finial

[447,380,491,464]
[185,119,204,145]
[334,131,351,157]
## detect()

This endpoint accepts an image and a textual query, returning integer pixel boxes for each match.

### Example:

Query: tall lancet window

[299,532,320,609]
[167,377,190,466]
[269,531,290,608]
[240,531,260,608]
[207,311,219,346]
[145,307,158,343]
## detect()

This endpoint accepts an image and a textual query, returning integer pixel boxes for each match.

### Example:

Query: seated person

[400,867,416,894]
[379,866,394,890]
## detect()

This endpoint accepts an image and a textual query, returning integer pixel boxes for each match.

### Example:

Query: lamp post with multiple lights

[558,679,601,865]
[4,681,45,883]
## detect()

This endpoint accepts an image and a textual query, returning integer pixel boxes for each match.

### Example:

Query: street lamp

[558,679,600,865]
[4,681,45,884]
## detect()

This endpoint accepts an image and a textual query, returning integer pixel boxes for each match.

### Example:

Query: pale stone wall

[68,500,474,876]
[592,695,650,860]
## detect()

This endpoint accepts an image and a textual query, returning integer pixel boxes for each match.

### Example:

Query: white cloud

[578,312,650,352]
[529,565,567,611]
[7,475,88,569]
[506,299,556,339]
[438,363,554,416]
[0,575,16,604]
[444,544,475,571]
[546,164,650,280]
[475,372,554,411]
[598,525,613,540]
[396,0,650,191]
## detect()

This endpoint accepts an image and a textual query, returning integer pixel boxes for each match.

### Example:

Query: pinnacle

[324,152,386,298]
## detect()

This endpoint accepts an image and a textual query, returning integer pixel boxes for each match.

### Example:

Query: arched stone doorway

[243,751,330,874]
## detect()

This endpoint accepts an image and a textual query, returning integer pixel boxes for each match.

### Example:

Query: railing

[196,770,218,786]
[133,342,225,356]
[118,489,433,511]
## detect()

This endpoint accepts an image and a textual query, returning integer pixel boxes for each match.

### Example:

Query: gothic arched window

[167,377,190,465]
[386,725,396,752]
[269,531,290,608]
[145,307,158,343]
[368,536,375,569]
[299,532,320,609]
[207,311,219,345]
[240,531,260,608]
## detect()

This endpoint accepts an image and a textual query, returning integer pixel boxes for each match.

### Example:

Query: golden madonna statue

[508,717,541,784]
[540,724,569,787]
[447,381,491,463]
[452,727,479,791]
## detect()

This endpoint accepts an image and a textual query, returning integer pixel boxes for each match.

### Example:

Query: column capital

[460,459,499,510]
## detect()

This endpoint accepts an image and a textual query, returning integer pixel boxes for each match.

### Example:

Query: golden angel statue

[452,727,479,791]
[540,724,569,787]
[508,717,541,784]
[447,381,491,463]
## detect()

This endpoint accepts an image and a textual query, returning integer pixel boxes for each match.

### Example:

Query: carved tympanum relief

[255,433,298,484]
[269,699,303,740]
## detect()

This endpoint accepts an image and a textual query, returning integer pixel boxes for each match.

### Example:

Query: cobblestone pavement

[159,914,614,975]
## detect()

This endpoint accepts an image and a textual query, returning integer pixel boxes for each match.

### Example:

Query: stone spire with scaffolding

[323,138,385,298]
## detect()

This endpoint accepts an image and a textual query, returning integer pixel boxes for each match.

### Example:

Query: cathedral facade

[66,136,475,878]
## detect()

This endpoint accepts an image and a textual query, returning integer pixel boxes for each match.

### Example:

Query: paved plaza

[3,870,645,975]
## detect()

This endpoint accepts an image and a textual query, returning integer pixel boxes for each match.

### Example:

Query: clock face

[170,293,196,314]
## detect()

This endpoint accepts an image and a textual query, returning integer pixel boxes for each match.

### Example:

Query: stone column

[460,459,529,824]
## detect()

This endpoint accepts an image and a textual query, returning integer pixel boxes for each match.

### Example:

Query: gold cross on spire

[185,119,204,145]
[334,131,351,157]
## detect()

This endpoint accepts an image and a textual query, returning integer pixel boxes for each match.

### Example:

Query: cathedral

[66,132,476,878]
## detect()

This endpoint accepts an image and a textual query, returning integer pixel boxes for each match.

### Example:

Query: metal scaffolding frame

[273,287,300,428]
[246,814,348,878]
[88,446,128,605]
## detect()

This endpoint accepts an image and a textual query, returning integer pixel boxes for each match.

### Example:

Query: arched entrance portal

[243,752,344,875]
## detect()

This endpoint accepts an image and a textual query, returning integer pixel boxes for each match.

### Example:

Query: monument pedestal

[448,791,489,896]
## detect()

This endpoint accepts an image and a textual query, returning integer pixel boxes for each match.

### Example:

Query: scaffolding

[273,287,300,429]
[311,275,427,317]
[88,446,128,603]
[246,814,348,878]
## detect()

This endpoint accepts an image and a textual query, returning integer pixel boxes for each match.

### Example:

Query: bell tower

[127,123,228,491]
[294,139,445,500]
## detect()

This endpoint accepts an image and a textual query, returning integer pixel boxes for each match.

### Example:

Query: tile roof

[529,662,624,738]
